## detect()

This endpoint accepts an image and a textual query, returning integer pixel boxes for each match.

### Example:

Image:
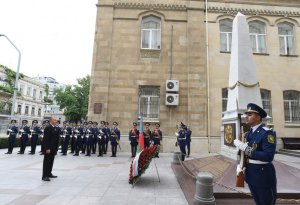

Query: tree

[54,75,90,122]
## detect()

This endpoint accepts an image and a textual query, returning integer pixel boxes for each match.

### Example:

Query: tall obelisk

[221,12,263,159]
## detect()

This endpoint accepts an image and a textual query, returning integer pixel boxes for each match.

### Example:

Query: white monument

[221,12,263,160]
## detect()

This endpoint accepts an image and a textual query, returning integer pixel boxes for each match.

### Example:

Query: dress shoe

[186,155,190,158]
[73,154,79,156]
[85,154,91,156]
[5,152,12,154]
[29,152,35,155]
[42,177,50,181]
[49,174,57,178]
[17,152,24,154]
[62,153,66,156]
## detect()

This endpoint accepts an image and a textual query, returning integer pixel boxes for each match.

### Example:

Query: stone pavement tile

[36,195,74,205]
[26,185,60,196]
[102,187,132,197]
[98,196,128,205]
[79,187,107,197]
[155,197,189,205]
[0,194,21,205]
[6,194,47,205]
[68,196,102,205]
[154,188,186,198]
[127,197,156,205]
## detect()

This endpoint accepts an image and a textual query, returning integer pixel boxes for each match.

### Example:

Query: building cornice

[208,6,300,17]
[97,2,187,11]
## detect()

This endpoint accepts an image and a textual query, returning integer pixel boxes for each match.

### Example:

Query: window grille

[139,86,160,121]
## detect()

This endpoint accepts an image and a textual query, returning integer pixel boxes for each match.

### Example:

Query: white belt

[248,159,269,164]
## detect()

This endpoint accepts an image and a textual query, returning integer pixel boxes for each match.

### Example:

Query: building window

[38,108,42,116]
[17,105,22,114]
[141,16,161,49]
[31,107,35,116]
[222,88,228,112]
[19,84,24,95]
[278,22,295,55]
[219,19,233,52]
[27,87,31,96]
[33,89,36,99]
[139,86,160,121]
[39,91,43,99]
[283,90,300,123]
[25,105,29,115]
[249,21,267,53]
[260,89,272,118]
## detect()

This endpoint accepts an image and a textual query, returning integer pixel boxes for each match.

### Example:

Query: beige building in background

[88,0,300,153]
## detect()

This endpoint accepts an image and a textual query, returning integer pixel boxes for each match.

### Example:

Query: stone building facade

[88,0,300,153]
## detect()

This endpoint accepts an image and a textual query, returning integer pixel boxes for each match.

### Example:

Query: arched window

[249,21,267,53]
[141,16,161,49]
[219,19,233,52]
[283,90,300,123]
[278,22,295,55]
[260,89,272,118]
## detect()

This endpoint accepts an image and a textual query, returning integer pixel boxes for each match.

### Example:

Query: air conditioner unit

[166,80,179,92]
[166,93,179,106]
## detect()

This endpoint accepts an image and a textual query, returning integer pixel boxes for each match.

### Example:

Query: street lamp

[0,34,21,120]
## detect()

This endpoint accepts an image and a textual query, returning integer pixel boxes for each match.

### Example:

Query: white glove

[234,139,248,151]
[7,129,13,132]
[236,164,245,176]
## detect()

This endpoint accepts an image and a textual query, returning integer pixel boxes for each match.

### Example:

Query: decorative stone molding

[114,2,186,11]
[208,6,300,17]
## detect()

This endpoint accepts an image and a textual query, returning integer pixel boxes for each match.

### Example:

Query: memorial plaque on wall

[94,103,102,114]
[224,123,236,146]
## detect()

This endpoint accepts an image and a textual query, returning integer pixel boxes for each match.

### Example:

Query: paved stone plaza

[0,147,299,205]
[0,147,188,205]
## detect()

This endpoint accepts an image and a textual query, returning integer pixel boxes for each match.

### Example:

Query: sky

[0,0,97,85]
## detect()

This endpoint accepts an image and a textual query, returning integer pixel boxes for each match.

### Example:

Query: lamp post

[0,34,21,120]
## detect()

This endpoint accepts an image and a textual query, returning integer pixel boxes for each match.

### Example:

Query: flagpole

[153,158,160,182]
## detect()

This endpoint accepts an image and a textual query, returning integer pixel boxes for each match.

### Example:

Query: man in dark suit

[42,117,60,181]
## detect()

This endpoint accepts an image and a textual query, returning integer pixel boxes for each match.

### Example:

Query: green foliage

[54,75,90,122]
[43,96,53,104]
[0,64,24,95]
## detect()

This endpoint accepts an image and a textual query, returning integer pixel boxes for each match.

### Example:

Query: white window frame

[219,19,233,52]
[141,16,161,50]
[278,22,295,55]
[138,86,160,122]
[283,90,300,123]
[260,89,272,118]
[249,21,267,53]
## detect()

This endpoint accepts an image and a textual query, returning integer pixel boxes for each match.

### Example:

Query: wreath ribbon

[228,81,259,90]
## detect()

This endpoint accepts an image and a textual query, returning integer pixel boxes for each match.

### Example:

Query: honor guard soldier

[151,123,162,157]
[85,121,94,156]
[176,122,187,161]
[61,121,72,155]
[97,121,105,157]
[143,122,152,148]
[81,122,88,154]
[234,103,277,205]
[70,121,76,154]
[5,119,18,154]
[29,120,42,154]
[55,120,62,151]
[110,122,120,157]
[74,121,83,156]
[103,122,111,154]
[129,122,139,157]
[40,120,49,155]
[186,125,192,158]
[91,121,99,154]
[18,120,31,154]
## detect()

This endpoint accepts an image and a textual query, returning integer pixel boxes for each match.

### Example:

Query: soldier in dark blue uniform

[176,122,187,161]
[151,123,162,157]
[85,121,94,156]
[81,121,88,154]
[18,120,31,154]
[70,121,76,154]
[186,125,192,158]
[97,121,105,157]
[110,122,120,157]
[5,119,18,154]
[62,121,72,155]
[143,122,152,148]
[91,121,99,154]
[129,122,139,157]
[234,103,277,205]
[103,121,111,154]
[29,120,42,154]
[74,121,83,156]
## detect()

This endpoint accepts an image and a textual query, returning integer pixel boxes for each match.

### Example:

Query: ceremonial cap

[245,103,267,118]
[11,119,17,123]
[145,122,150,126]
[32,120,38,124]
[113,122,118,126]
[93,121,98,125]
[44,120,49,123]
[100,121,105,124]
[155,123,160,127]
[105,121,109,125]
[22,119,28,123]
[133,122,137,126]
[88,121,93,124]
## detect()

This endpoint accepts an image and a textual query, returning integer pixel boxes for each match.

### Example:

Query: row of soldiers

[5,119,121,157]
[5,120,168,158]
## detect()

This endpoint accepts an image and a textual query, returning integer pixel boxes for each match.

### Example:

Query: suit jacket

[44,124,60,154]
